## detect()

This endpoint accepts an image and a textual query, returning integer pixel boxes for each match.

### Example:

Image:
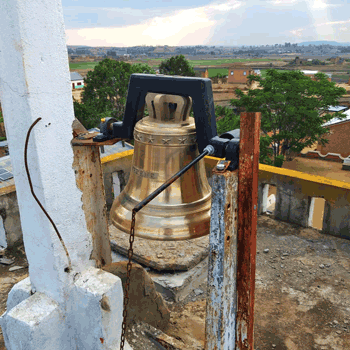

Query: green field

[142,58,278,66]
[69,62,99,70]
[68,60,270,79]
[188,58,278,66]
[207,68,229,77]
[69,59,279,77]
[260,69,268,78]
[332,74,349,80]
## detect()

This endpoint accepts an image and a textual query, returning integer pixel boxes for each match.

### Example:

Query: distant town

[68,41,350,60]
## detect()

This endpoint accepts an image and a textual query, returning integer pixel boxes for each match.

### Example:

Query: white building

[70,72,84,89]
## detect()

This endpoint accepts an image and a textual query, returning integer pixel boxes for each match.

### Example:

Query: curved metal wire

[24,117,72,272]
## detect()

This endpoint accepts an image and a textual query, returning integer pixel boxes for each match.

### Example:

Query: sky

[62,0,350,47]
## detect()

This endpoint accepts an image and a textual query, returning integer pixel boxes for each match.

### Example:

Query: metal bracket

[71,131,124,146]
[93,74,217,153]
[208,129,240,171]
[91,74,241,168]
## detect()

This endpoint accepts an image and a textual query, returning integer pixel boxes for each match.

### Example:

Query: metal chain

[120,209,136,350]
[118,147,209,349]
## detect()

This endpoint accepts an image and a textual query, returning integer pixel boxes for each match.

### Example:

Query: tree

[229,69,347,166]
[73,59,155,129]
[215,106,240,135]
[158,55,195,77]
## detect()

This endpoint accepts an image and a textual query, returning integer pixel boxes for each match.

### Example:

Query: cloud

[267,0,339,8]
[311,0,340,10]
[289,18,350,40]
[266,0,300,5]
[65,0,243,46]
[290,29,304,38]
[64,0,350,46]
[314,19,350,27]
[63,6,175,28]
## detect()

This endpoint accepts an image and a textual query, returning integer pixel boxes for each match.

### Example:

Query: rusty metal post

[71,120,115,268]
[236,112,261,350]
[205,162,239,350]
[72,145,112,268]
[205,112,261,350]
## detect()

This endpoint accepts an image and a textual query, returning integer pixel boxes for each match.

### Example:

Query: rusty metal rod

[235,112,261,350]
[134,145,214,213]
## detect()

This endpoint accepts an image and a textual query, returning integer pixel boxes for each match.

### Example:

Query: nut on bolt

[216,160,231,171]
[217,163,226,171]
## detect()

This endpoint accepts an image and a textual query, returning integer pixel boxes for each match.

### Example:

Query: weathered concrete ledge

[103,151,350,240]
[257,164,350,239]
[111,249,208,303]
[1,149,350,250]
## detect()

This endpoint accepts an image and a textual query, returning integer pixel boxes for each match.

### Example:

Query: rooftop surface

[322,108,350,127]
[70,72,84,81]
[1,215,349,349]
[328,106,348,112]
[0,156,14,191]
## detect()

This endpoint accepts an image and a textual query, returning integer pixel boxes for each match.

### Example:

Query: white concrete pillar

[0,1,129,348]
[0,0,93,307]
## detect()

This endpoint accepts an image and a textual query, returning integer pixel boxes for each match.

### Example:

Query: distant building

[193,67,209,78]
[227,67,257,84]
[295,57,304,65]
[330,56,344,64]
[75,48,90,55]
[300,70,332,82]
[70,72,84,89]
[106,51,117,57]
[118,49,128,56]
[317,108,350,158]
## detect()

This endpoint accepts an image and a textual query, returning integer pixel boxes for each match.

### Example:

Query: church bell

[110,93,212,241]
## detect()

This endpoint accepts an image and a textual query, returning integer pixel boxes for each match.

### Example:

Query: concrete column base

[0,268,133,350]
[0,292,63,350]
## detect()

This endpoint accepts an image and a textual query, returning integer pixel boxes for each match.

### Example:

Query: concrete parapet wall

[101,150,133,209]
[1,149,350,249]
[101,152,350,240]
[257,164,350,239]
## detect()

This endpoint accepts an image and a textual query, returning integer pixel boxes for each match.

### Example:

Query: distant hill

[298,41,350,47]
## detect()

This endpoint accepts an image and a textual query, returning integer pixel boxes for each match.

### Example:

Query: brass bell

[110,93,212,241]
